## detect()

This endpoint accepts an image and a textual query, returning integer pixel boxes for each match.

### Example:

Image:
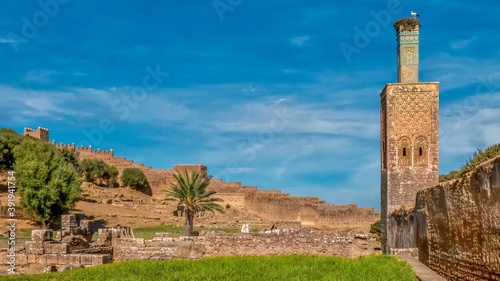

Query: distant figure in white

[241,223,250,233]
[411,11,420,18]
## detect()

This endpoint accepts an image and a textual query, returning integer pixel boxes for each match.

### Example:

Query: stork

[411,11,420,18]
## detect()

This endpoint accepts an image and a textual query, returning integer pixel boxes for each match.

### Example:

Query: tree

[165,169,224,236]
[0,128,22,171]
[121,168,148,190]
[13,137,81,227]
[80,158,118,187]
[60,147,81,173]
[104,165,118,188]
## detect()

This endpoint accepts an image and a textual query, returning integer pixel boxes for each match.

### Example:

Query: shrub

[439,143,500,182]
[121,168,149,190]
[13,137,81,227]
[369,220,381,241]
[0,128,22,170]
[80,158,118,187]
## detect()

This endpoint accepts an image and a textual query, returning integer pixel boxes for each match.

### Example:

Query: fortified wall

[64,140,378,230]
[389,155,500,280]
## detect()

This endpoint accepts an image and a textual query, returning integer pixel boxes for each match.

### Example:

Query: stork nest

[394,18,420,31]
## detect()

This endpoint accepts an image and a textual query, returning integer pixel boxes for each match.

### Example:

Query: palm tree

[165,169,224,235]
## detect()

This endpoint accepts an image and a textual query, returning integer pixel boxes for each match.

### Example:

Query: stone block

[58,254,69,265]
[16,253,27,265]
[36,255,47,265]
[91,254,112,266]
[154,232,172,238]
[46,254,58,265]
[68,254,81,265]
[27,254,37,264]
[25,241,44,255]
[80,254,93,265]
[189,244,205,259]
[31,229,53,242]
[113,238,144,248]
[47,243,69,254]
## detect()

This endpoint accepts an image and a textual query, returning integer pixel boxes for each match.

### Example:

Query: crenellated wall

[50,140,379,230]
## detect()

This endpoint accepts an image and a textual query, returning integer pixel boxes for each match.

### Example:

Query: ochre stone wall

[49,141,379,230]
[193,231,379,258]
[415,156,500,280]
[380,82,440,253]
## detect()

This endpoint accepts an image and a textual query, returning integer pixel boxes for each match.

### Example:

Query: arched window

[414,136,428,167]
[398,137,411,167]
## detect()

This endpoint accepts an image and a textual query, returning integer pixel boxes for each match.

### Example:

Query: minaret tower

[380,18,439,253]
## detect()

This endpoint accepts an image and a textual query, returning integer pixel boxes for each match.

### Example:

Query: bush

[0,128,22,170]
[369,220,381,241]
[80,158,118,187]
[439,143,500,182]
[13,137,81,227]
[121,168,149,190]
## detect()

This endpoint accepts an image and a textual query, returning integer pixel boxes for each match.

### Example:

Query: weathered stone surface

[414,156,500,280]
[25,241,44,255]
[380,82,440,254]
[31,230,53,242]
[45,243,69,254]
[91,254,112,265]
[195,231,378,258]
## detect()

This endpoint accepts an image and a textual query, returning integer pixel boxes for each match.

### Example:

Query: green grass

[3,255,417,281]
[0,228,32,248]
[133,225,240,239]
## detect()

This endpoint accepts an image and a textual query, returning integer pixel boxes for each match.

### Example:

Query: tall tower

[24,127,49,142]
[380,18,439,253]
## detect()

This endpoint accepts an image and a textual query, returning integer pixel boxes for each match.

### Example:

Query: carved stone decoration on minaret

[380,17,439,254]
[395,18,420,83]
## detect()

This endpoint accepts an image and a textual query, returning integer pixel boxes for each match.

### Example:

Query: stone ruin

[0,212,381,275]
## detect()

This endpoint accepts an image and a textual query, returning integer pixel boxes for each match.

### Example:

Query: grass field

[133,225,240,239]
[3,255,417,281]
[0,228,32,248]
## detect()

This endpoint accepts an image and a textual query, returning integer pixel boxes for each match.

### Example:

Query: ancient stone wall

[112,233,205,261]
[0,229,111,274]
[50,141,379,230]
[413,156,500,280]
[192,230,379,258]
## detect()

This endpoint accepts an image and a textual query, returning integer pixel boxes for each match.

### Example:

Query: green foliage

[439,143,500,182]
[104,165,119,188]
[80,158,118,187]
[121,167,148,190]
[369,220,381,241]
[13,137,81,227]
[438,170,460,182]
[60,148,81,173]
[0,128,22,170]
[1,255,418,281]
[165,170,223,235]
[226,203,231,209]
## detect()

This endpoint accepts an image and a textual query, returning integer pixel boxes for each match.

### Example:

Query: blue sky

[1,0,499,209]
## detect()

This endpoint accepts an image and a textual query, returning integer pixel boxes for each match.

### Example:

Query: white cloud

[22,70,59,84]
[451,36,477,50]
[0,38,16,43]
[290,35,310,46]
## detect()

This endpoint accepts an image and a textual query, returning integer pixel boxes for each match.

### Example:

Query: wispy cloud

[290,35,311,46]
[0,38,15,43]
[451,36,477,50]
